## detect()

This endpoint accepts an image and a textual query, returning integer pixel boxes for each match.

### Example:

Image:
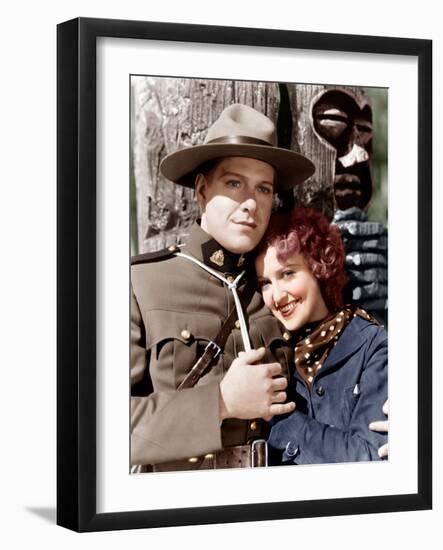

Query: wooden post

[286,83,336,220]
[132,77,279,253]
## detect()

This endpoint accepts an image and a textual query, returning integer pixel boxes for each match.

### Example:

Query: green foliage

[364,87,388,225]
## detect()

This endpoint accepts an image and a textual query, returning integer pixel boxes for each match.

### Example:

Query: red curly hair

[257,207,347,312]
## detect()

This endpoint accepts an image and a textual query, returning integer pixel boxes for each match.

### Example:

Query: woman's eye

[283,270,295,278]
[258,280,270,290]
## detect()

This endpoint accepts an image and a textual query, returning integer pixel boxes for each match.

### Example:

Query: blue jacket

[268,316,388,465]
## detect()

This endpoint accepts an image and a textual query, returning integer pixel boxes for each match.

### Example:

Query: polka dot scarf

[293,305,379,390]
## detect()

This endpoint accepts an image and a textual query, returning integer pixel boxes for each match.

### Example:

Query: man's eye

[258,185,272,194]
[226,180,241,188]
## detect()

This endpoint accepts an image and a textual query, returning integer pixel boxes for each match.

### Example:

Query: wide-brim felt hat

[160,103,315,192]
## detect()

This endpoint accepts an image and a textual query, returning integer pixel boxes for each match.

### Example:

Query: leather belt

[149,441,268,472]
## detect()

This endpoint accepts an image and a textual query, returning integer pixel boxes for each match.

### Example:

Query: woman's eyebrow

[283,262,303,269]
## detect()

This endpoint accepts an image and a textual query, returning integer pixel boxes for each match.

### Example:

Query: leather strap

[178,279,256,390]
[151,442,268,472]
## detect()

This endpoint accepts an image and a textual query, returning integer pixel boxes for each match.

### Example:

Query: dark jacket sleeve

[267,327,388,464]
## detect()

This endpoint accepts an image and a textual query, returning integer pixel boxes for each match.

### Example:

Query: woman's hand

[369,399,389,458]
[219,348,296,421]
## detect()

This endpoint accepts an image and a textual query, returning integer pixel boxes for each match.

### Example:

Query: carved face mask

[312,88,373,211]
[289,85,373,216]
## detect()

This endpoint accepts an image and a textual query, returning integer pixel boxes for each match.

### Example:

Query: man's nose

[240,196,257,214]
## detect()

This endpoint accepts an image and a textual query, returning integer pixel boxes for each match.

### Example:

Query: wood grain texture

[132,77,279,252]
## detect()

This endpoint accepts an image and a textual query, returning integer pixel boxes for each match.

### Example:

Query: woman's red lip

[277,300,297,309]
[277,300,298,317]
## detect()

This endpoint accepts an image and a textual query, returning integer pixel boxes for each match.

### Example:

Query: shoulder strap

[178,279,256,390]
[131,245,180,266]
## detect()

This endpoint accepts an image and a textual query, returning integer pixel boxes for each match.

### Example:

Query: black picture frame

[57,17,432,532]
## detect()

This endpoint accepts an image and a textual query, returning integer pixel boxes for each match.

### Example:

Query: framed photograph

[57,17,432,532]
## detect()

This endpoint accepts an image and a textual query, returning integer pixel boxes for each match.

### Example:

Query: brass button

[204,453,214,460]
[283,331,291,341]
[226,275,235,284]
[235,320,241,329]
[181,329,191,341]
[188,457,199,463]
[168,245,176,252]
[250,421,257,431]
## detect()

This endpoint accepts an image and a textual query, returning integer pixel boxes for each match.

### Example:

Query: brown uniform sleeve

[130,287,223,465]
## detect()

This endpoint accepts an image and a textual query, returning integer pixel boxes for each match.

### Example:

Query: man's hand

[369,400,389,458]
[219,347,295,421]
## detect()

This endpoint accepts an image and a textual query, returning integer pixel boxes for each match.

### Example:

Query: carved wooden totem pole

[286,83,387,322]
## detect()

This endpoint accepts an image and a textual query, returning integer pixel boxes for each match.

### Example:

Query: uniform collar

[184,222,250,275]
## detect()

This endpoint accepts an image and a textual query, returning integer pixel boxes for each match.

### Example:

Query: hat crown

[205,104,277,146]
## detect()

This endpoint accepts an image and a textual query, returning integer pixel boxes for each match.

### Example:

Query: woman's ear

[195,173,207,210]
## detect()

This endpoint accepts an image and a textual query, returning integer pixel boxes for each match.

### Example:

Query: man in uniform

[130,103,315,471]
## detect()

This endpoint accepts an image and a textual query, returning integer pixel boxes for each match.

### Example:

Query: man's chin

[220,236,259,255]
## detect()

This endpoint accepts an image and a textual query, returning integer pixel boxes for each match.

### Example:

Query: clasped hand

[219,347,296,421]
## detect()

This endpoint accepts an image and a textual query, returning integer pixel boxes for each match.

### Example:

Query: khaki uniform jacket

[131,223,292,466]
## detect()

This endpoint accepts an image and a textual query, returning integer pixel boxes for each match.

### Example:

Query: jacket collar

[184,222,250,275]
[317,316,367,373]
[292,316,368,387]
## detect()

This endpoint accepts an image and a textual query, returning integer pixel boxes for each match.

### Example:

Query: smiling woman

[256,207,347,329]
[255,207,388,465]
[257,249,330,331]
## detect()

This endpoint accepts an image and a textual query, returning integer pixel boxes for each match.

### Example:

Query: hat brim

[160,143,315,192]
